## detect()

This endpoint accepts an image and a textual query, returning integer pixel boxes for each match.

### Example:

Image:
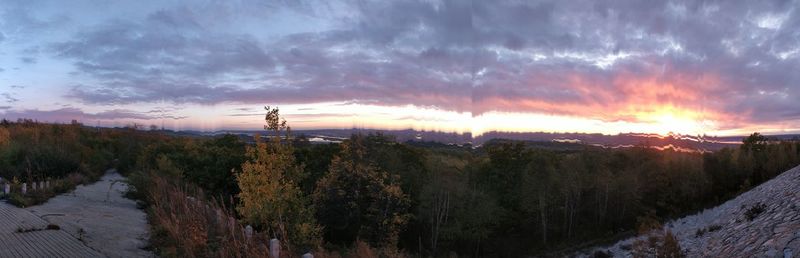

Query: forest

[1,109,799,257]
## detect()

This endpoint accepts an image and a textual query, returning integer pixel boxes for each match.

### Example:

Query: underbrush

[132,172,273,257]
[128,171,408,258]
[3,173,90,207]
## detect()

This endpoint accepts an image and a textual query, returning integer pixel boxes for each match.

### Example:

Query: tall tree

[313,134,411,248]
[236,106,320,251]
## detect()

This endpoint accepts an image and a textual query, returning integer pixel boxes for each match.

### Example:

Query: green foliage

[313,134,412,248]
[0,120,132,206]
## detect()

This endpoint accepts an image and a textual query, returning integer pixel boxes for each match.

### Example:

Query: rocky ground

[580,165,800,257]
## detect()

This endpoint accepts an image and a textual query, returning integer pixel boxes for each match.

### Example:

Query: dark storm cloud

[48,0,800,124]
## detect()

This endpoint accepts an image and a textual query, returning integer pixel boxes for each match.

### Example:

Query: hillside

[582,165,800,257]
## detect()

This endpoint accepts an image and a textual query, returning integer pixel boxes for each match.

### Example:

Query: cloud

[1,93,19,103]
[19,57,36,64]
[0,107,183,123]
[36,0,800,130]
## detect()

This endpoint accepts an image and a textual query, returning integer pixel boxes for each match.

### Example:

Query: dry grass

[138,173,409,258]
[145,175,273,258]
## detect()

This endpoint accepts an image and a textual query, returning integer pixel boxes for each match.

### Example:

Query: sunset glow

[1,1,799,137]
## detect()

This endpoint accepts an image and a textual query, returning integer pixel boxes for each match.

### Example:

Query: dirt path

[26,170,153,258]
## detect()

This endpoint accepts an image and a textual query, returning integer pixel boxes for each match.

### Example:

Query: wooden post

[269,238,280,258]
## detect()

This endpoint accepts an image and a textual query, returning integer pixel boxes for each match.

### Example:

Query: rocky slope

[582,165,800,257]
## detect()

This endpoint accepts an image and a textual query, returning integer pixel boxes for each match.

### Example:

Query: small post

[21,183,27,194]
[45,181,50,189]
[302,252,314,258]
[269,238,280,258]
[3,183,9,195]
[244,225,253,240]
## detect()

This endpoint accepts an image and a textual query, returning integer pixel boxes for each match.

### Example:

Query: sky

[1,0,799,136]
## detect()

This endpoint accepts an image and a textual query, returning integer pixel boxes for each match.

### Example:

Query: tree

[313,134,411,248]
[742,132,768,153]
[236,106,320,251]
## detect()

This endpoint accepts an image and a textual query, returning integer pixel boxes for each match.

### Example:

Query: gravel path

[26,170,154,258]
[578,165,800,257]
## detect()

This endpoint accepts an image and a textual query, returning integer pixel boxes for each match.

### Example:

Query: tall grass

[137,173,272,257]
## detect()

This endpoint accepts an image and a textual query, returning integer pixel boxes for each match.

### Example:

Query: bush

[744,203,767,221]
[6,193,30,207]
[694,228,705,238]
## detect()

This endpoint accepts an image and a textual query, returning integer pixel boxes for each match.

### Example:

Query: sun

[635,108,707,136]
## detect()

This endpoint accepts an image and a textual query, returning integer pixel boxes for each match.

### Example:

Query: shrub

[744,203,767,221]
[694,228,705,238]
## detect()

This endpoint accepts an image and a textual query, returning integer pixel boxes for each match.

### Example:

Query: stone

[766,248,778,257]
[21,183,27,194]
[302,253,314,258]
[3,183,9,195]
[784,248,792,258]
